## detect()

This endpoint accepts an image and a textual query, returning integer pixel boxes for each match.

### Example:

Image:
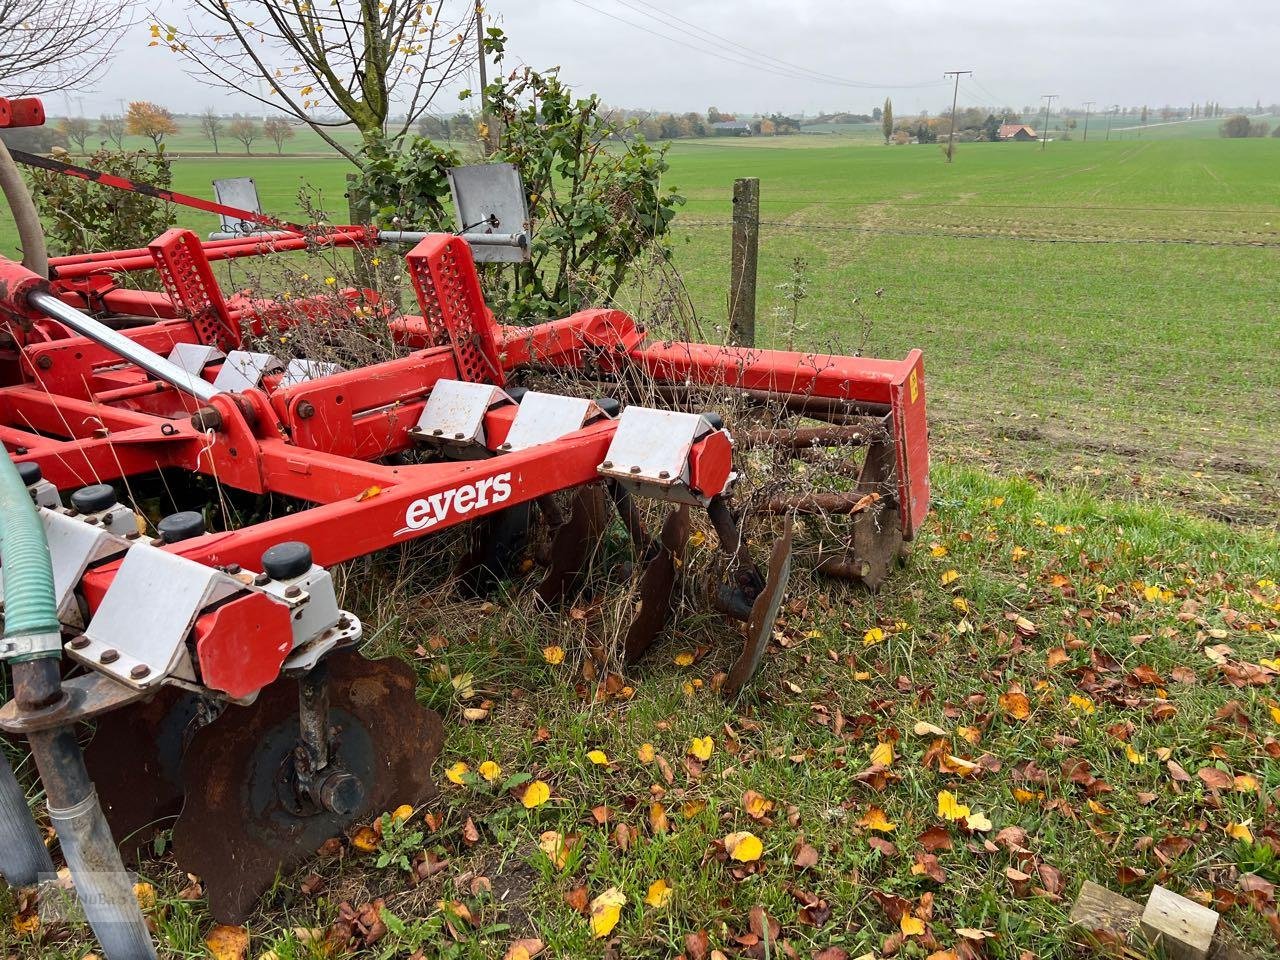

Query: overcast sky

[50,0,1280,118]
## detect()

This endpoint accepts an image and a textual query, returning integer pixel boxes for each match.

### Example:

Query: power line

[611,0,946,90]
[565,0,949,93]
[1040,94,1058,150]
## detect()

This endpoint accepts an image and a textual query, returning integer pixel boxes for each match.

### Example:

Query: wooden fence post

[729,177,759,346]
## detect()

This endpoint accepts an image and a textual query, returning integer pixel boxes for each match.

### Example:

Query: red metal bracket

[148,229,241,350]
[405,235,505,385]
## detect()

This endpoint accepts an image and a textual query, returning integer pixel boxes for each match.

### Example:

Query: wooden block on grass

[1069,880,1144,946]
[1140,885,1219,960]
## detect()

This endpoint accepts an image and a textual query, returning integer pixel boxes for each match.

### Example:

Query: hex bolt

[337,614,352,630]
[36,355,52,370]
[432,428,444,436]
[84,515,100,525]
[130,664,150,680]
[499,442,511,450]
[629,465,642,474]
[69,635,90,650]
[453,432,465,440]
[284,584,302,599]
[225,563,242,575]
[99,649,120,664]
[296,401,316,420]
[602,460,613,469]
[254,572,271,586]
[658,470,671,479]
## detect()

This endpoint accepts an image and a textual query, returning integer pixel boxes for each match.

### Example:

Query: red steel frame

[1,226,929,698]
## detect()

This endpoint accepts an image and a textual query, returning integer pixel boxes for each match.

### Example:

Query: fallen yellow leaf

[350,824,379,852]
[539,830,573,869]
[133,881,156,911]
[930,544,949,558]
[205,924,249,960]
[999,688,1031,721]
[637,742,655,762]
[1068,694,1095,714]
[940,569,960,586]
[673,651,695,666]
[937,790,970,821]
[742,789,774,819]
[964,811,992,832]
[901,914,925,937]
[863,627,885,645]
[522,780,551,809]
[446,761,470,785]
[688,736,714,761]
[587,749,609,765]
[589,887,626,938]
[391,804,415,823]
[858,806,896,833]
[951,597,970,614]
[542,645,565,665]
[644,879,673,908]
[479,760,503,783]
[1226,821,1254,843]
[1125,745,1145,765]
[870,741,894,767]
[724,830,763,862]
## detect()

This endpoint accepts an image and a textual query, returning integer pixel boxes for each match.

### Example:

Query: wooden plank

[1069,880,1144,948]
[1140,885,1218,960]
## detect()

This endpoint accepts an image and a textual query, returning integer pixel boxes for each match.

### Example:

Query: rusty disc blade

[535,485,608,604]
[172,650,442,923]
[622,505,690,664]
[723,517,794,698]
[84,686,209,859]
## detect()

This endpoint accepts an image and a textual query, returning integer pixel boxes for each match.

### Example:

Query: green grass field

[3,132,1280,959]
[4,135,1278,521]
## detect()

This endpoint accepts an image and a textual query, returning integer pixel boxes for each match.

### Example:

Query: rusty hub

[172,650,442,923]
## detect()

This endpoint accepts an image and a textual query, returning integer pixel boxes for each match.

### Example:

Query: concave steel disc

[172,650,442,923]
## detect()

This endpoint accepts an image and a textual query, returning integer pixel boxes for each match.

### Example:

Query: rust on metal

[739,424,881,450]
[171,650,443,923]
[535,485,608,603]
[723,516,793,698]
[763,491,882,515]
[623,505,690,664]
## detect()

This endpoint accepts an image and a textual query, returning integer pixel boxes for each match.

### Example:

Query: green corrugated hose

[0,451,60,659]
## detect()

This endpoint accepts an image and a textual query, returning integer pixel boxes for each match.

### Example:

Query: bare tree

[0,0,137,95]
[98,114,126,149]
[263,117,295,154]
[228,116,260,154]
[162,0,476,163]
[59,117,93,152]
[199,108,224,154]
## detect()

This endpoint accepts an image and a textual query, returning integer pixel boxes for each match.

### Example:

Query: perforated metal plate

[502,392,599,452]
[411,378,510,446]
[212,350,283,393]
[71,545,241,688]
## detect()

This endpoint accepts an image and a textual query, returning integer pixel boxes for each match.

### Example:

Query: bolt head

[629,465,642,474]
[453,432,465,440]
[99,648,120,664]
[254,572,271,586]
[284,584,302,599]
[130,664,150,680]
[499,442,511,450]
[69,635,90,650]
[36,355,52,370]
[602,460,613,469]
[658,470,670,479]
[296,401,316,420]
[432,428,444,436]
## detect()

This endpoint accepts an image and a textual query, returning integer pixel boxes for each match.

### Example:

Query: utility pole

[1040,94,1057,150]
[942,70,972,162]
[1105,104,1119,141]
[475,1,493,156]
[1081,100,1094,141]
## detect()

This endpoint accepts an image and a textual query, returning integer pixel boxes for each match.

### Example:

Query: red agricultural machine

[0,96,928,956]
